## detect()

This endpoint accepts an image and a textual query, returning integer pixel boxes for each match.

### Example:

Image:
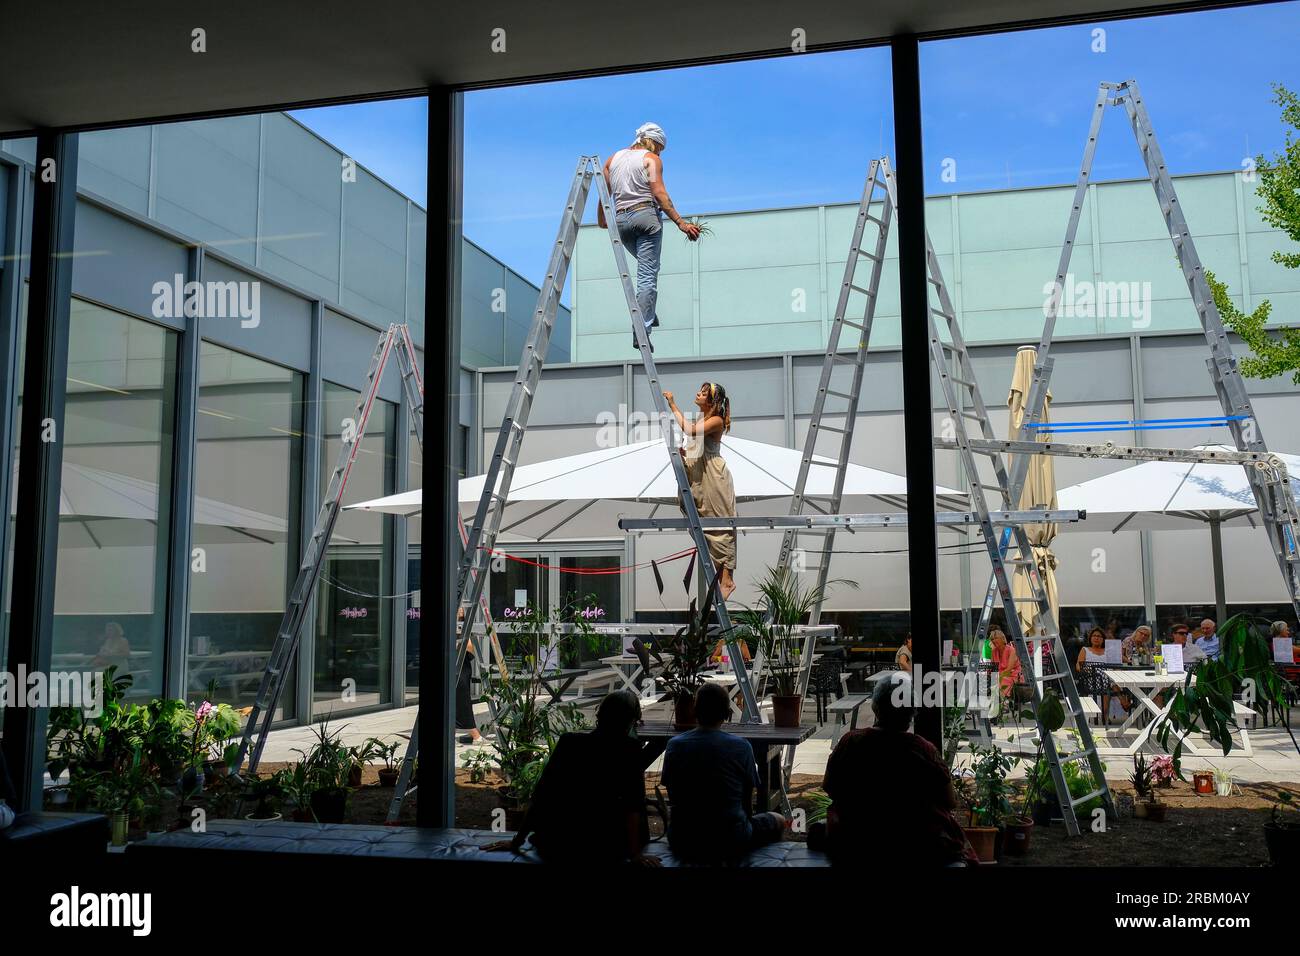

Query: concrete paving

[258,700,1300,784]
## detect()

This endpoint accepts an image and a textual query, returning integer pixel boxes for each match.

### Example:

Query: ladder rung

[1070,788,1106,808]
[1060,749,1097,765]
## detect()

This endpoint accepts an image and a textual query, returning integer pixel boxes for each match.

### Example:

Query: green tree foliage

[1213,84,1300,384]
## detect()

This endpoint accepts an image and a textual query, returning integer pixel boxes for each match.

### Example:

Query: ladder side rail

[456,159,597,672]
[590,171,760,722]
[236,327,398,774]
[1120,82,1300,618]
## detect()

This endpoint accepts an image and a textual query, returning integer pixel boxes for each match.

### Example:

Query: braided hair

[703,381,732,432]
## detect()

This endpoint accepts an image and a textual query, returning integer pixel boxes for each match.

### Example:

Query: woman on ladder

[664,383,738,600]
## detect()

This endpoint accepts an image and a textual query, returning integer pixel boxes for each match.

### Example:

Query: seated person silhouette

[661,682,787,864]
[492,690,659,866]
[822,674,977,867]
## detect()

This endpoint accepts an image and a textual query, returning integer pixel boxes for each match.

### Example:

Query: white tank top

[1083,647,1106,662]
[609,148,655,211]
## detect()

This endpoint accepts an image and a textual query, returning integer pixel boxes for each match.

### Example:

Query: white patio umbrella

[1057,443,1300,619]
[347,434,965,541]
[18,461,292,548]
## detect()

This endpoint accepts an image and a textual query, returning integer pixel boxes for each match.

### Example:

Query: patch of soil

[215,766,1298,867]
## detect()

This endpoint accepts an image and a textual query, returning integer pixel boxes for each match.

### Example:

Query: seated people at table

[1121,625,1153,665]
[895,633,913,673]
[1194,618,1221,661]
[661,682,787,864]
[1169,624,1206,665]
[1076,627,1115,717]
[823,675,977,867]
[710,637,751,665]
[1267,621,1298,663]
[493,690,658,865]
[989,628,1023,699]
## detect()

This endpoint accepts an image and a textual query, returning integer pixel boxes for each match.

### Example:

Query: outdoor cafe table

[634,720,815,813]
[1099,668,1185,755]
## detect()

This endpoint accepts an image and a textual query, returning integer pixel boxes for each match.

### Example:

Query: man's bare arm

[646,154,700,240]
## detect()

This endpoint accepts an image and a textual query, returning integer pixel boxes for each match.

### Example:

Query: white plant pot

[1215,780,1233,797]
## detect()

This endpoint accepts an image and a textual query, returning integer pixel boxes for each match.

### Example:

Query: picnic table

[1099,668,1254,756]
[636,720,815,813]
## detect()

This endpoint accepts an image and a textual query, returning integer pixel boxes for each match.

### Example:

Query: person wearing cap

[599,123,700,352]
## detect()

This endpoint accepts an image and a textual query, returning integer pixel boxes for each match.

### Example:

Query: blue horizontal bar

[1024,415,1248,430]
[1040,423,1243,434]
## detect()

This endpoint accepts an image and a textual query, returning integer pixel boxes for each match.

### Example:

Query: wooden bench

[827,694,870,748]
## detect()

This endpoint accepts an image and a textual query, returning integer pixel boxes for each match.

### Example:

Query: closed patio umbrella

[1007,346,1060,641]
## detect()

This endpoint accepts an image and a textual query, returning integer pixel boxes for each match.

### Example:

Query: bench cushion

[0,811,108,854]
[129,819,829,867]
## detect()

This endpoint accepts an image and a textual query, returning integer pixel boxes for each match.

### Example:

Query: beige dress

[682,431,737,571]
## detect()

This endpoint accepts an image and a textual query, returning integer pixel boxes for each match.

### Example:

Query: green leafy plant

[461,636,587,810]
[958,745,1019,828]
[683,216,714,239]
[1130,753,1154,803]
[647,573,724,703]
[364,738,402,773]
[1013,690,1067,820]
[1154,613,1297,774]
[804,789,833,826]
[942,703,968,771]
[1208,84,1300,384]
[735,565,855,698]
[242,769,289,819]
[293,720,356,793]
[1271,790,1300,829]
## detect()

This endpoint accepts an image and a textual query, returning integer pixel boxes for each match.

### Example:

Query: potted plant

[736,566,854,728]
[1192,770,1215,795]
[958,745,1018,862]
[1264,790,1300,866]
[460,642,585,829]
[1212,765,1236,797]
[647,575,724,729]
[366,739,403,787]
[282,761,317,823]
[1003,690,1067,856]
[242,769,288,821]
[1150,754,1175,789]
[1130,754,1166,822]
[292,720,355,824]
[347,737,379,788]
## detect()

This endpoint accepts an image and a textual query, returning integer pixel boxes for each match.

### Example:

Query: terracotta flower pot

[378,768,400,787]
[771,694,803,728]
[348,765,363,788]
[962,826,999,863]
[673,694,697,730]
[1002,817,1033,857]
[1192,772,1215,795]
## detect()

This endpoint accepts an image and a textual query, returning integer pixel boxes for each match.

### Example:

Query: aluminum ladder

[232,323,425,775]
[973,79,1300,642]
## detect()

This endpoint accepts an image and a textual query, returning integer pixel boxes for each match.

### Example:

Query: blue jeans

[616,206,663,330]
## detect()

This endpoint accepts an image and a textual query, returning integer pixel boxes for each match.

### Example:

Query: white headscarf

[635,122,667,149]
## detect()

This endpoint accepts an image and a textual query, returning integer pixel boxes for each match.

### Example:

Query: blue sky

[292,2,1300,289]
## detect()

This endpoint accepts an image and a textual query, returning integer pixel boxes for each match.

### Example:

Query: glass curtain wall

[314,382,395,716]
[187,342,303,712]
[50,298,178,699]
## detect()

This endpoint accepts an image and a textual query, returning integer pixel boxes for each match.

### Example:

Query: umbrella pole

[1210,518,1227,624]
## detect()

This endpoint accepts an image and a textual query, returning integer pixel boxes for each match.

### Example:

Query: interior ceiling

[0,0,1252,135]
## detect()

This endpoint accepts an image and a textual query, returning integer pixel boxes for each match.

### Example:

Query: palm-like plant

[734,566,856,697]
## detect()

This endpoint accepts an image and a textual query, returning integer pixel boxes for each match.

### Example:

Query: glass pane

[187,341,303,715]
[51,299,177,700]
[314,382,395,716]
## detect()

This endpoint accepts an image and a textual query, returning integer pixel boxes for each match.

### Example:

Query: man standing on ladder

[598,122,700,351]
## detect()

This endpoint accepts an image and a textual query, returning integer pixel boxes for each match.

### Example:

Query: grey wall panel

[153,118,260,264]
[72,201,189,330]
[792,349,905,414]
[200,257,311,372]
[407,206,426,346]
[340,170,408,326]
[481,364,623,430]
[78,127,151,215]
[321,307,399,400]
[632,357,784,418]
